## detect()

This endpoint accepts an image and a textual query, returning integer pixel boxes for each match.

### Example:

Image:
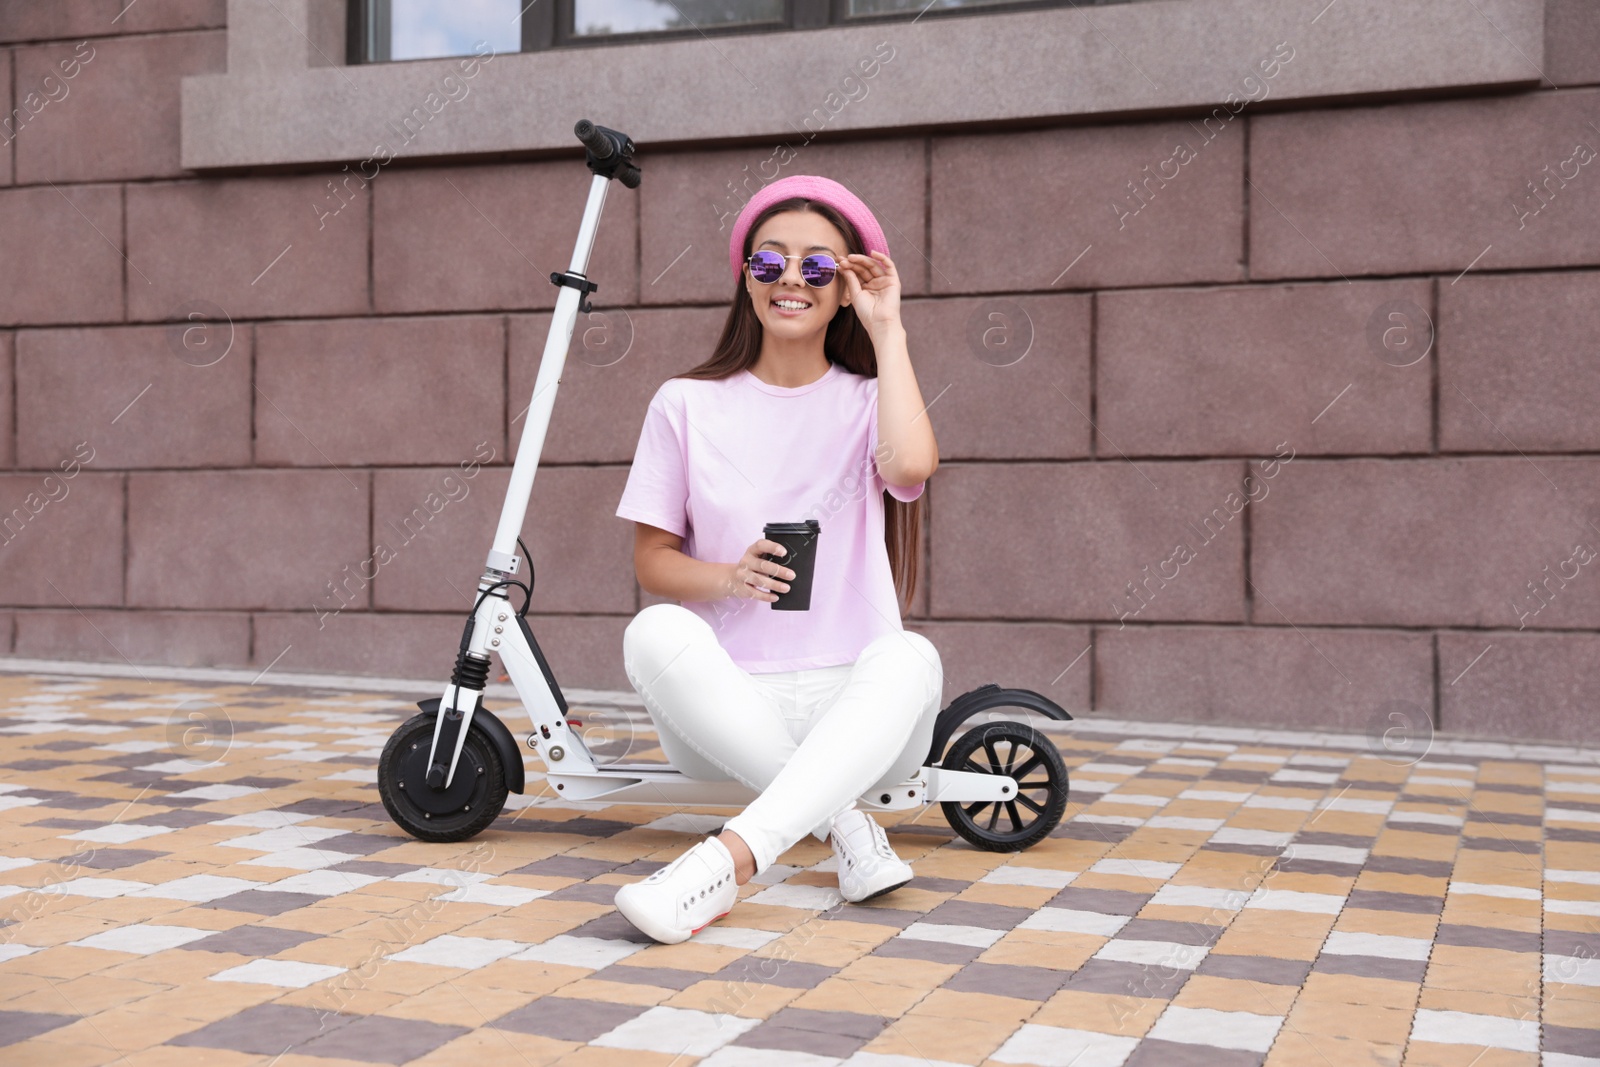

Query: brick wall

[2,2,1599,743]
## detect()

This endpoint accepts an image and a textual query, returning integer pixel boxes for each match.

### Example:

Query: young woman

[611,174,943,944]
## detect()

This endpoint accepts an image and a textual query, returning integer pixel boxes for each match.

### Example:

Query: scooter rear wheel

[379,711,508,843]
[940,720,1069,852]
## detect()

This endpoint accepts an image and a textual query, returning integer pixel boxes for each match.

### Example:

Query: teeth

[775,301,808,310]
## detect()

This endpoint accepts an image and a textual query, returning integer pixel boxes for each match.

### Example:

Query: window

[347,0,1149,60]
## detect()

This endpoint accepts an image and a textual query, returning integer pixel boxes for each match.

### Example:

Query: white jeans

[621,602,944,873]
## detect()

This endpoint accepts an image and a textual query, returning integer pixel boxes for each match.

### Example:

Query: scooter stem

[487,171,613,575]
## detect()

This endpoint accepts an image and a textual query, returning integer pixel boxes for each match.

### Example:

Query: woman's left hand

[841,251,902,336]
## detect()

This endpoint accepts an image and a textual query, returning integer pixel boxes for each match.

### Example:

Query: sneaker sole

[849,877,911,904]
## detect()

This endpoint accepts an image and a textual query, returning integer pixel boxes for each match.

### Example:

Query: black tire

[378,711,508,843]
[940,720,1069,852]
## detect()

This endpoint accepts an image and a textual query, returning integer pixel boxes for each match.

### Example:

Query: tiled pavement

[0,664,1598,1067]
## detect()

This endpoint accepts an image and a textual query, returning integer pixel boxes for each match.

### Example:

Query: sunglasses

[746,249,839,287]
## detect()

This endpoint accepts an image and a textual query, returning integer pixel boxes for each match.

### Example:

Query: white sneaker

[830,808,914,903]
[613,836,739,944]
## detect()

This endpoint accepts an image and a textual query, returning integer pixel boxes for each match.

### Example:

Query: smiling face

[743,209,853,339]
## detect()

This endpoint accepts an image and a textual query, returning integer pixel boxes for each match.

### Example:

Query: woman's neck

[750,334,831,389]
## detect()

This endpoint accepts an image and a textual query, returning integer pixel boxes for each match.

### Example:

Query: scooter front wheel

[379,711,508,843]
[940,720,1069,852]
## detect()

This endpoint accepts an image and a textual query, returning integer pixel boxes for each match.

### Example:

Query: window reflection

[571,0,782,36]
[388,0,521,61]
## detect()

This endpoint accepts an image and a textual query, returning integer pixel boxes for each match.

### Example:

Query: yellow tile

[789,976,930,1017]
[904,987,1035,1025]
[1288,999,1414,1044]
[857,1012,1015,1064]
[1032,989,1165,1037]
[666,977,806,1018]
[1300,971,1418,1007]
[1175,974,1298,1015]
[406,1030,575,1066]
[1401,1043,1537,1066]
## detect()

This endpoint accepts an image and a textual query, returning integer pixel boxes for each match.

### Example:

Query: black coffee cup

[761,520,820,611]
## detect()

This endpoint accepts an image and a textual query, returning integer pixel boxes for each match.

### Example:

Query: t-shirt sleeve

[868,383,926,504]
[616,386,690,538]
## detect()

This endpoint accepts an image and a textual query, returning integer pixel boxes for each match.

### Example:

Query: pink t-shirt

[616,361,925,673]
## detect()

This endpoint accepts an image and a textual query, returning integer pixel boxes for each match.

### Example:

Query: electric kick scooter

[377,120,1076,852]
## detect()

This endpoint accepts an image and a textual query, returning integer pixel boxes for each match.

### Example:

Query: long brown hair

[674,196,924,614]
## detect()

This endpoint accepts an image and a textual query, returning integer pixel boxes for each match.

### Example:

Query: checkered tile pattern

[0,667,1597,1066]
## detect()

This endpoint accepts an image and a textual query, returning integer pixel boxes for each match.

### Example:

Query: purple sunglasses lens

[748,250,786,281]
[800,256,837,286]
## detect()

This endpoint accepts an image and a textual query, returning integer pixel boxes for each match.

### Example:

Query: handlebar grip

[574,119,614,160]
[619,164,641,189]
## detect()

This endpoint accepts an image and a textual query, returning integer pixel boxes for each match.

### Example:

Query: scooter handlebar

[574,119,613,160]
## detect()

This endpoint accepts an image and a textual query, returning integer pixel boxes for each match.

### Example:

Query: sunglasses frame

[745,249,841,287]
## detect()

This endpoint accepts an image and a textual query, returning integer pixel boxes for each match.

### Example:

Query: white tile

[1284,844,1368,865]
[593,1005,761,1057]
[1408,776,1475,788]
[1547,869,1600,885]
[1180,790,1251,803]
[1242,795,1316,811]
[1546,781,1600,795]
[991,1024,1138,1067]
[163,784,263,800]
[219,827,350,851]
[0,942,39,962]
[1544,1053,1600,1067]
[1389,811,1465,827]
[744,883,843,910]
[0,797,42,812]
[211,811,317,828]
[1449,882,1540,900]
[94,740,168,753]
[981,866,1078,889]
[693,926,785,950]
[53,877,153,898]
[320,769,376,782]
[1018,908,1130,937]
[641,813,727,834]
[1078,762,1139,775]
[843,1054,975,1067]
[0,857,37,874]
[1546,953,1600,987]
[1074,814,1145,827]
[1318,797,1393,815]
[512,935,645,968]
[1069,779,1123,794]
[1146,816,1224,831]
[132,875,264,902]
[1288,755,1349,767]
[700,1049,841,1067]
[1147,1005,1284,1053]
[387,934,527,969]
[1548,808,1600,824]
[1094,938,1208,969]
[1097,794,1172,808]
[1091,859,1180,880]
[1409,1008,1538,1052]
[1321,931,1432,960]
[1271,770,1339,784]
[70,923,215,954]
[748,863,802,886]
[1210,828,1294,847]
[63,824,174,844]
[1149,885,1248,911]
[898,922,1004,949]
[1244,889,1345,914]
[258,871,383,897]
[436,883,550,906]
[391,868,494,887]
[1227,753,1288,764]
[239,848,357,871]
[1116,739,1177,753]
[1547,900,1600,917]
[210,959,346,988]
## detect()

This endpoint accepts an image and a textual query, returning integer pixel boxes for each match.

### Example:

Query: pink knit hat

[728,175,889,283]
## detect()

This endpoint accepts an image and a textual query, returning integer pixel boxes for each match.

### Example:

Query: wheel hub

[397,739,480,815]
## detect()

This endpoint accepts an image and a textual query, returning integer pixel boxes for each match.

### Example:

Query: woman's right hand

[727,539,795,603]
